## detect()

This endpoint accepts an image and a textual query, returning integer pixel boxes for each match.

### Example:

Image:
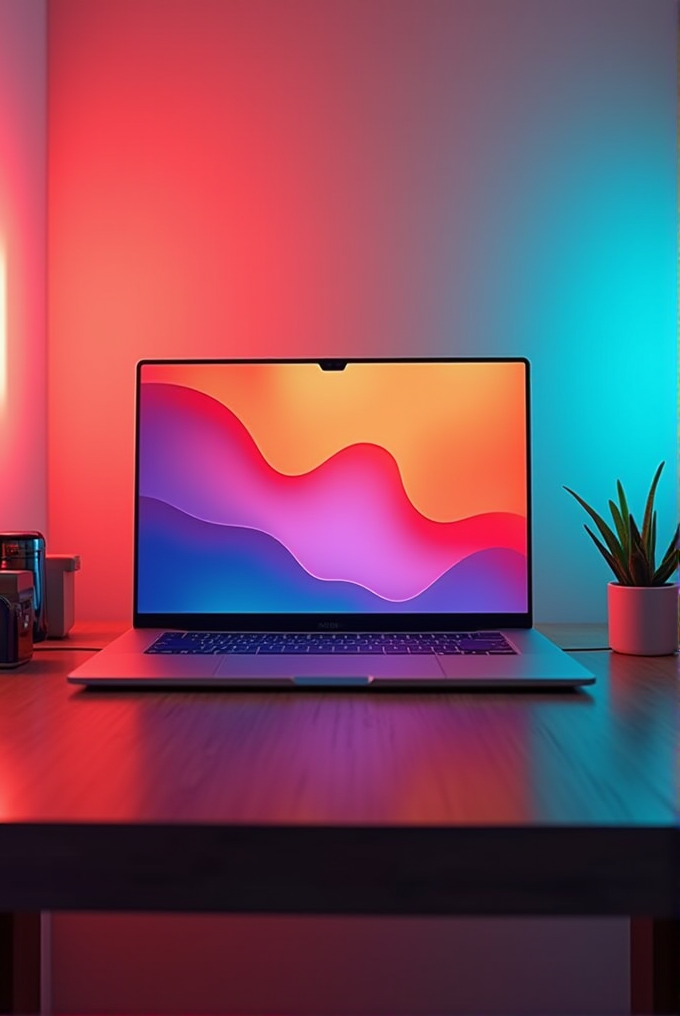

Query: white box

[46,554,81,638]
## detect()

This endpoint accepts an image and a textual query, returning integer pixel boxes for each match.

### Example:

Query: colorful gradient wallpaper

[137,361,528,614]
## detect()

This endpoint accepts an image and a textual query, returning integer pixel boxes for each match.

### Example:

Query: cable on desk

[562,646,611,652]
[33,646,103,653]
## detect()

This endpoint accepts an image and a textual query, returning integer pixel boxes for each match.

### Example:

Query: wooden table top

[0,622,676,916]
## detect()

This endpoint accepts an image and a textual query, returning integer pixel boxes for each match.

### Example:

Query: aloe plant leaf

[564,486,627,568]
[641,462,664,554]
[653,555,680,585]
[652,523,680,584]
[616,479,631,532]
[608,500,629,551]
[627,515,652,585]
[657,521,679,561]
[629,547,651,585]
[649,510,657,565]
[582,525,630,584]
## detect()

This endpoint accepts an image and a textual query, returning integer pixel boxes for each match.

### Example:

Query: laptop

[68,357,594,689]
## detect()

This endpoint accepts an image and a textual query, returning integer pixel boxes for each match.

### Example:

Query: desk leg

[0,913,41,1015]
[631,918,680,1015]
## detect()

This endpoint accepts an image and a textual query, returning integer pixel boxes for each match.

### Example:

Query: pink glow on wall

[47,0,481,621]
[0,0,47,534]
[0,245,6,410]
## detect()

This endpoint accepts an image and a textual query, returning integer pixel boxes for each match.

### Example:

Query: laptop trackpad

[216,654,445,678]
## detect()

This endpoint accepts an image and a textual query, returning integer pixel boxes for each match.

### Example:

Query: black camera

[0,571,34,668]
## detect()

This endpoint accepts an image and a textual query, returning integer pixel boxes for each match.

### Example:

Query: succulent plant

[564,461,679,586]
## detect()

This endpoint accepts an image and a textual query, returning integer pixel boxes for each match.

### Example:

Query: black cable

[562,646,611,652]
[33,646,103,653]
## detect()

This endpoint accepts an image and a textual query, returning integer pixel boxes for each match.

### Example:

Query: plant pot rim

[607,581,678,589]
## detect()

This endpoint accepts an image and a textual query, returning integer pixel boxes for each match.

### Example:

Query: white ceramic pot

[607,581,679,655]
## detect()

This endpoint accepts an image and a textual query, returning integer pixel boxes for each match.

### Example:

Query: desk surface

[0,623,677,916]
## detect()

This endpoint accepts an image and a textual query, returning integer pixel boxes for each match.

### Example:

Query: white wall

[47,0,678,624]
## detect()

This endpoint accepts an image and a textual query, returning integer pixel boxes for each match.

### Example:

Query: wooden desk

[0,623,677,1013]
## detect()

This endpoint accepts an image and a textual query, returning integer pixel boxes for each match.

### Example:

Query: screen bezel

[133,357,533,632]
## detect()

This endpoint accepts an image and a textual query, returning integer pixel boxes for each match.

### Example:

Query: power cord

[561,646,611,652]
[33,645,103,652]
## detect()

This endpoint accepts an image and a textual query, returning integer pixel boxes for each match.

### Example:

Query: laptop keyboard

[146,631,517,655]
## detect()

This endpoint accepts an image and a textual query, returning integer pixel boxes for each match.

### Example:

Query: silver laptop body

[68,358,594,690]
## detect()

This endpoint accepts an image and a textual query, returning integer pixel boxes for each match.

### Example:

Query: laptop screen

[135,359,530,627]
